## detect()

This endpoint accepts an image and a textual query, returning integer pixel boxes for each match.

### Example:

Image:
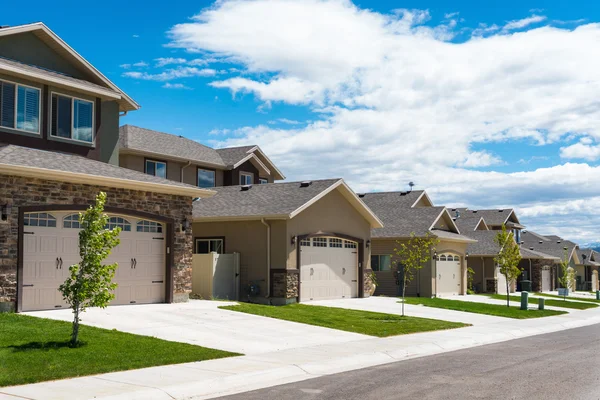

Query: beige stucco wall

[119,153,225,187]
[371,238,468,298]
[286,189,372,270]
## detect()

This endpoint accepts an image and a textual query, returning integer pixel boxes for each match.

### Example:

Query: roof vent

[455,210,460,219]
[529,247,534,250]
[557,241,561,244]
[358,193,365,198]
[0,26,10,29]
[399,191,408,196]
[498,209,504,212]
[472,210,478,213]
[241,185,252,191]
[539,241,543,244]
[300,181,312,188]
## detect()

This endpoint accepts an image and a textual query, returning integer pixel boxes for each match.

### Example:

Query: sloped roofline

[0,23,139,111]
[429,208,462,235]
[474,217,489,231]
[411,191,433,207]
[289,180,384,228]
[229,145,286,180]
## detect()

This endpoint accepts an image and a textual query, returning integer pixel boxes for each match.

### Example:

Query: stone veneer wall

[271,270,299,299]
[363,269,374,298]
[0,174,193,311]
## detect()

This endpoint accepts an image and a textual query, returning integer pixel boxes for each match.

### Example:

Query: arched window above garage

[136,220,163,233]
[63,214,81,229]
[106,217,131,232]
[23,212,57,227]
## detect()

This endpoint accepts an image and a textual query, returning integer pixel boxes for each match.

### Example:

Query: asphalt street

[217,323,600,400]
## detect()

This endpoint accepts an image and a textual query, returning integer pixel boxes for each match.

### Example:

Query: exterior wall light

[1,204,12,221]
[366,240,371,248]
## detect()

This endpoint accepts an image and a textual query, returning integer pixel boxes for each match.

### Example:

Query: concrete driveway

[24,300,368,355]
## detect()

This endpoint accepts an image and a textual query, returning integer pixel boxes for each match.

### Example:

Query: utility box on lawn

[520,292,529,310]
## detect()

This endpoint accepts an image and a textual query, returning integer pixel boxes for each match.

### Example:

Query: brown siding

[224,160,260,186]
[0,174,194,312]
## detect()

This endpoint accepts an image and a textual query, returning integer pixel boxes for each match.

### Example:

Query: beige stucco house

[360,191,476,298]
[192,179,383,304]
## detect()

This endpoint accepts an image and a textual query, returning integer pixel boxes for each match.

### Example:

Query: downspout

[481,257,485,292]
[119,111,128,117]
[181,161,192,183]
[434,255,437,297]
[261,218,271,297]
[529,259,532,287]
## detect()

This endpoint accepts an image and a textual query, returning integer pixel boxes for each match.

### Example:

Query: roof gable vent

[241,185,252,191]
[300,181,312,188]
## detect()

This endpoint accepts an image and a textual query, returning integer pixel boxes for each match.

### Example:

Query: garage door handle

[23,284,34,287]
[131,258,134,269]
[152,280,164,284]
[56,257,60,269]
[134,258,137,268]
[59,258,63,269]
[351,280,358,282]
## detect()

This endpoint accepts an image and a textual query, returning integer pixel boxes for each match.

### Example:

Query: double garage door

[21,211,166,312]
[300,237,359,302]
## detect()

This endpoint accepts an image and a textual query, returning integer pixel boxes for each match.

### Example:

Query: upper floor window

[51,93,94,143]
[259,178,268,184]
[145,159,166,179]
[240,172,253,185]
[0,80,40,134]
[198,168,215,188]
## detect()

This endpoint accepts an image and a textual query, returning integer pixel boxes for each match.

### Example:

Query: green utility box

[538,297,545,311]
[521,280,532,293]
[520,292,529,310]
[596,291,600,301]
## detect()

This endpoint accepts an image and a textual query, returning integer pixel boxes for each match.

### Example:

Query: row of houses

[0,23,595,313]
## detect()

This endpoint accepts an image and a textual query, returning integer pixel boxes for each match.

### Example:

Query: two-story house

[0,23,214,312]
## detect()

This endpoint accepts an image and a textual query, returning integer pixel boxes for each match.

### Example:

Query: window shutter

[0,82,15,128]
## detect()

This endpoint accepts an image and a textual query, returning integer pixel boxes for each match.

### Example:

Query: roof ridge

[362,190,424,196]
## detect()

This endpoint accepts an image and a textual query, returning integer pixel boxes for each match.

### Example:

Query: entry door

[300,237,359,302]
[437,253,462,296]
[542,268,551,292]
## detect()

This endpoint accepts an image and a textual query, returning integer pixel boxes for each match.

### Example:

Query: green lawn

[486,294,598,310]
[220,303,468,337]
[402,297,567,319]
[0,313,239,387]
[534,292,600,304]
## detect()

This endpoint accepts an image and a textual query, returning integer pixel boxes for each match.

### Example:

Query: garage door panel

[22,212,167,311]
[437,257,462,296]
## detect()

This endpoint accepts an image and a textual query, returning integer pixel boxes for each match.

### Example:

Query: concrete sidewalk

[3,300,600,400]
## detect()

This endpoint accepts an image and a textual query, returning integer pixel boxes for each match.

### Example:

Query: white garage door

[300,237,358,302]
[436,253,462,296]
[21,211,166,312]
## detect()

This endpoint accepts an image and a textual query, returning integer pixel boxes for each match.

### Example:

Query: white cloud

[165,0,599,243]
[162,82,192,90]
[123,67,217,81]
[155,57,188,67]
[560,138,600,161]
[502,14,547,31]
[133,61,148,67]
[132,34,140,38]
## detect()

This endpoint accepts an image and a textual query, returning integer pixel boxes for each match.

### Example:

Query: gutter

[261,218,271,298]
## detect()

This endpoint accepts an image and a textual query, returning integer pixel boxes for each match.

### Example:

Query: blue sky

[4,0,600,243]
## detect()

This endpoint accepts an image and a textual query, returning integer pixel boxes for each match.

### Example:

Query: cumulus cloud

[163,0,600,242]
[560,138,600,161]
[155,57,187,67]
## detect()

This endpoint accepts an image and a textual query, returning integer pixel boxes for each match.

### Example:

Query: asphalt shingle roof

[193,179,341,219]
[119,125,227,167]
[452,208,515,227]
[360,192,470,240]
[0,144,199,190]
[521,231,578,261]
[0,56,117,95]
[451,208,485,231]
[215,146,256,167]
[466,230,557,259]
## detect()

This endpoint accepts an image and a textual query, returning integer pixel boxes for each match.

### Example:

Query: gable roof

[451,208,489,231]
[215,145,286,180]
[192,179,383,228]
[0,23,138,112]
[466,230,557,259]
[465,208,522,227]
[360,192,474,242]
[0,144,214,197]
[119,125,226,168]
[521,231,579,263]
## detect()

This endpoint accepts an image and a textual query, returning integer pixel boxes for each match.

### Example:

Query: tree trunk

[506,277,510,307]
[71,303,80,346]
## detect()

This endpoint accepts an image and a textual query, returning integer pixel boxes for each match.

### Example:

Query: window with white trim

[24,212,57,227]
[259,178,268,184]
[197,168,215,188]
[137,220,163,233]
[145,159,167,179]
[0,79,40,134]
[329,238,343,248]
[195,238,224,254]
[240,172,253,185]
[63,214,81,229]
[51,93,94,143]
[313,237,327,247]
[371,255,391,272]
[106,217,131,232]
[344,240,357,249]
[300,238,311,247]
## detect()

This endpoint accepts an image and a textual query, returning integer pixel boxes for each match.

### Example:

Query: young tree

[558,248,575,300]
[494,225,522,307]
[59,192,121,346]
[394,233,439,316]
